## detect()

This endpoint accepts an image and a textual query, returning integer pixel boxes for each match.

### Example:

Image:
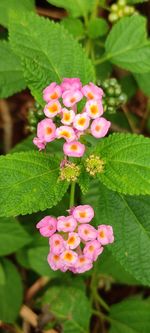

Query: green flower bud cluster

[60,162,81,182]
[27,102,44,133]
[101,78,127,114]
[85,154,104,176]
[108,0,136,23]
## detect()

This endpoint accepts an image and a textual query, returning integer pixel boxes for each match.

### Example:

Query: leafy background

[0,0,150,332]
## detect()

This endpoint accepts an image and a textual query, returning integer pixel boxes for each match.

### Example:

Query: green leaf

[127,0,148,3]
[93,133,150,195]
[0,151,69,217]
[134,72,150,97]
[0,0,35,28]
[0,41,26,98]
[60,17,84,38]
[47,0,95,18]
[9,12,95,104]
[109,297,150,333]
[42,279,92,333]
[0,217,31,256]
[87,18,109,39]
[0,258,23,323]
[83,180,150,286]
[105,15,150,73]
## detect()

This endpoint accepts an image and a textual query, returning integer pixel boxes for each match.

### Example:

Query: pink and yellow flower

[60,250,78,266]
[91,117,111,138]
[78,224,97,242]
[97,225,114,245]
[63,141,85,157]
[62,90,83,107]
[83,240,103,261]
[44,100,61,118]
[43,82,62,102]
[61,78,82,92]
[61,108,75,125]
[73,112,90,131]
[66,232,80,250]
[33,137,46,150]
[37,118,56,142]
[49,234,65,254]
[73,255,93,273]
[47,252,65,271]
[82,82,104,100]
[57,216,77,232]
[85,100,103,119]
[36,216,57,237]
[56,125,76,142]
[72,205,94,223]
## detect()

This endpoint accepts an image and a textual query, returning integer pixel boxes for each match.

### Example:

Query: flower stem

[69,182,76,208]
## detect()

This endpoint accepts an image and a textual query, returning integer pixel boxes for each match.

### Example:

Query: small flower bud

[85,155,104,176]
[59,162,81,182]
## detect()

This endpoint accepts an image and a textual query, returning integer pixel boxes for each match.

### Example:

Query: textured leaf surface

[93,133,150,195]
[42,279,92,333]
[0,0,35,27]
[0,151,68,217]
[47,0,95,18]
[83,181,150,285]
[110,297,150,333]
[0,217,31,256]
[9,12,95,104]
[0,41,26,98]
[0,259,23,323]
[105,15,150,73]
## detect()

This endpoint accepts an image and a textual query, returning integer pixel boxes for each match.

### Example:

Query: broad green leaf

[0,262,5,285]
[93,133,150,195]
[0,151,68,217]
[47,0,95,18]
[0,258,23,323]
[134,72,150,96]
[105,15,150,73]
[0,41,26,98]
[87,18,109,39]
[60,17,84,38]
[83,181,150,285]
[110,297,150,333]
[9,12,95,104]
[0,0,35,28]
[96,249,138,285]
[42,279,92,333]
[0,217,31,256]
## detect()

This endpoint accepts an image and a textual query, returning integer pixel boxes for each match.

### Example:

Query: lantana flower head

[36,205,114,274]
[33,77,111,159]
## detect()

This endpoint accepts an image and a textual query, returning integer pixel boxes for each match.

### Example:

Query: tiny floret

[59,161,81,182]
[85,154,105,176]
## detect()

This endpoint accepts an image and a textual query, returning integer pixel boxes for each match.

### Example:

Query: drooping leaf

[92,133,150,195]
[42,278,92,333]
[83,180,150,285]
[105,15,150,73]
[87,18,109,39]
[0,258,23,323]
[0,217,31,256]
[9,12,95,104]
[0,41,26,98]
[0,151,68,217]
[109,297,150,333]
[0,0,35,28]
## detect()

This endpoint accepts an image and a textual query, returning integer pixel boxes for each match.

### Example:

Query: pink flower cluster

[33,78,111,157]
[36,205,114,274]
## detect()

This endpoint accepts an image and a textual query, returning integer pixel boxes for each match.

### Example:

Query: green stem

[69,182,76,208]
[92,309,111,322]
[94,55,110,65]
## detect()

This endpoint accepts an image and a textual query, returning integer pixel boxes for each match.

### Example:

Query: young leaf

[47,0,95,18]
[0,258,23,323]
[0,0,35,28]
[0,41,26,98]
[0,217,31,256]
[110,297,150,333]
[104,15,150,73]
[42,279,92,333]
[60,17,84,38]
[9,12,95,104]
[83,181,150,286]
[87,18,109,39]
[93,133,150,195]
[0,151,69,217]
